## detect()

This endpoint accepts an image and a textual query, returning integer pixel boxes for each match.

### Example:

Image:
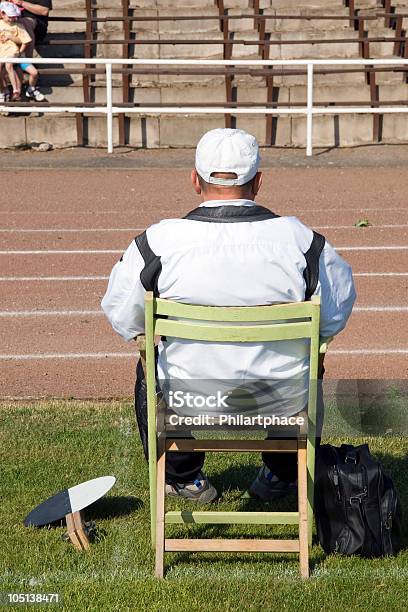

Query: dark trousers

[135,359,324,484]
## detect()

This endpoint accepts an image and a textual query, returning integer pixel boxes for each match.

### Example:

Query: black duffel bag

[315,443,401,557]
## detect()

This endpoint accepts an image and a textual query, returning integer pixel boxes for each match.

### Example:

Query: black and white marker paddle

[24,476,116,550]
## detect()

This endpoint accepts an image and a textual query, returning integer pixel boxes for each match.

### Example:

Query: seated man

[102,128,355,503]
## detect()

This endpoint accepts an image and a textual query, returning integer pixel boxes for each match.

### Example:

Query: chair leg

[155,438,166,578]
[149,436,157,549]
[307,436,316,546]
[298,439,309,579]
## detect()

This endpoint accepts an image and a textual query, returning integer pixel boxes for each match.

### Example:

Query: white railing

[2,58,408,155]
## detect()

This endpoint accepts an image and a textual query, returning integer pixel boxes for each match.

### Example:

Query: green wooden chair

[137,292,327,579]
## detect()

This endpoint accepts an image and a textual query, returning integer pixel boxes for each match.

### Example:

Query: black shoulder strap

[303,231,326,301]
[134,231,162,296]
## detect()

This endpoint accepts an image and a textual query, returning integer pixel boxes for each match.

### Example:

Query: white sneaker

[165,471,217,503]
[0,93,5,103]
[26,87,45,102]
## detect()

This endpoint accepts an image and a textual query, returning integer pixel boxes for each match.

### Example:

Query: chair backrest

[143,291,321,431]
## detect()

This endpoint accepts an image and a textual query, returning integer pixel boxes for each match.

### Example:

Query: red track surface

[0,162,407,398]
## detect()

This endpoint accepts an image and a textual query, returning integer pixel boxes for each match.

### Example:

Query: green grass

[1,401,407,611]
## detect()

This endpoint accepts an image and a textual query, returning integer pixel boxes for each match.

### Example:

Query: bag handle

[341,444,358,464]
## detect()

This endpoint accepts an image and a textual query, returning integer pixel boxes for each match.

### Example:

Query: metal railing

[1,57,408,155]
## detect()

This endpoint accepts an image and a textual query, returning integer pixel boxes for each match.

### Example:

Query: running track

[0,164,407,398]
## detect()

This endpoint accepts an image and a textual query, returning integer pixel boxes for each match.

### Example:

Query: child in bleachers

[0,1,30,100]
[19,57,44,100]
[0,1,43,102]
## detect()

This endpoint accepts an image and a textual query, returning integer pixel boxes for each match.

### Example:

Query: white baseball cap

[0,2,22,17]
[195,128,260,186]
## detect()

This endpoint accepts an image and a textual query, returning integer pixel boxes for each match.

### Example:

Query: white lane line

[0,276,109,281]
[0,228,143,233]
[353,306,408,312]
[0,307,407,317]
[0,207,407,214]
[330,349,408,355]
[315,224,408,230]
[0,310,103,317]
[0,353,136,360]
[353,272,408,277]
[1,349,407,360]
[1,246,408,255]
[0,250,122,255]
[0,224,407,233]
[338,246,408,251]
[0,273,406,281]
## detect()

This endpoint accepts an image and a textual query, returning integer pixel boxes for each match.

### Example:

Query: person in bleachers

[18,56,44,100]
[0,1,31,101]
[11,0,52,57]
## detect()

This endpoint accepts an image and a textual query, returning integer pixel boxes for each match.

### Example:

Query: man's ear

[253,171,263,196]
[191,169,202,195]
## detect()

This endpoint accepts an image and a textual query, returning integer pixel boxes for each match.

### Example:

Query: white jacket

[102,199,356,416]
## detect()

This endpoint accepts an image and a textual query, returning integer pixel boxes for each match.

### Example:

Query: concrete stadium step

[362,24,400,57]
[55,0,88,10]
[155,8,220,35]
[229,30,264,59]
[267,1,346,9]
[98,35,160,60]
[381,114,408,142]
[99,0,138,7]
[153,0,256,7]
[37,37,88,59]
[353,0,380,7]
[236,83,289,103]
[227,9,256,33]
[0,113,153,149]
[156,82,289,104]
[41,67,399,93]
[154,0,222,8]
[231,69,367,88]
[20,114,160,148]
[37,68,123,89]
[125,9,160,35]
[280,30,362,59]
[262,8,352,34]
[378,83,408,101]
[224,0,267,7]
[292,113,374,147]
[140,72,227,87]
[372,68,408,85]
[289,84,372,104]
[48,10,87,35]
[156,33,224,59]
[37,78,407,108]
[233,115,291,146]
[159,84,226,103]
[43,85,163,105]
[36,83,125,104]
